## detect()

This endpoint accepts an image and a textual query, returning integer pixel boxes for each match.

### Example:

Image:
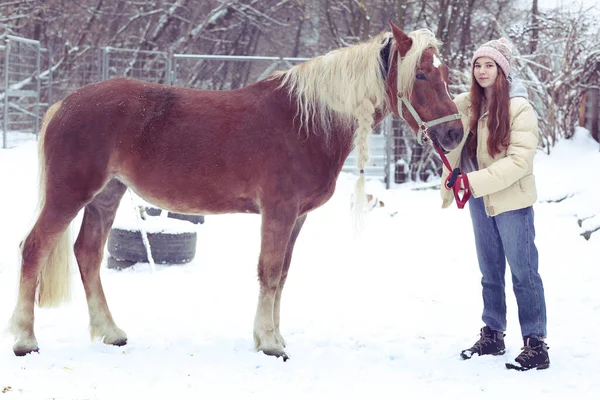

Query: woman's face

[473,57,498,90]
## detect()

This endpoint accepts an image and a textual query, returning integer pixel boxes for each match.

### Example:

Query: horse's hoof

[96,326,128,347]
[102,335,127,347]
[261,348,289,361]
[13,335,40,357]
[13,345,39,357]
[109,338,128,347]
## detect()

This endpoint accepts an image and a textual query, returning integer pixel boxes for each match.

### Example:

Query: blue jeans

[468,196,547,339]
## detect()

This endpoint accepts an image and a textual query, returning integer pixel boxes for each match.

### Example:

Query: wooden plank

[590,88,598,142]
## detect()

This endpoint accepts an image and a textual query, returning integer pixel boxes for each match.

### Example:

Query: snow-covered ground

[0,128,599,399]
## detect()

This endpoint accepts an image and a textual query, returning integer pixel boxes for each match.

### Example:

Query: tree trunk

[455,0,476,67]
[299,0,321,56]
[530,0,539,53]
[436,0,450,42]
[440,0,461,60]
[396,0,407,28]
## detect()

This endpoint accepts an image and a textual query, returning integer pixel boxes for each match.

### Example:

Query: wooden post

[579,91,587,127]
[590,88,599,144]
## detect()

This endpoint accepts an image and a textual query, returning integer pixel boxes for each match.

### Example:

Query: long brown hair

[466,63,511,158]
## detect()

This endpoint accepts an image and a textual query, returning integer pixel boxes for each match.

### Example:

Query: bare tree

[530,0,539,53]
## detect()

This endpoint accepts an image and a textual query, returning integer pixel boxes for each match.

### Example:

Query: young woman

[440,38,549,371]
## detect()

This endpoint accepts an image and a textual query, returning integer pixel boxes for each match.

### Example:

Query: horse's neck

[261,76,389,169]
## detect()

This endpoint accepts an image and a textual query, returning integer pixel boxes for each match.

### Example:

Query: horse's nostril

[448,128,461,143]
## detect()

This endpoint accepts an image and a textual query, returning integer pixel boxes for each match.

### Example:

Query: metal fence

[172,55,305,90]
[1,36,41,148]
[392,118,443,184]
[1,35,439,187]
[102,47,170,84]
[342,116,394,187]
[47,46,102,107]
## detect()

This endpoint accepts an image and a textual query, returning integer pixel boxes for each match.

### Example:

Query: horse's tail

[352,99,376,230]
[34,100,73,308]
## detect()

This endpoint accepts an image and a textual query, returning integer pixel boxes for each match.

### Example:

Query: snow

[0,129,599,399]
[112,194,198,234]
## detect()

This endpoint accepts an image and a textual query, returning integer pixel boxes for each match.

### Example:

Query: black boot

[460,326,506,359]
[506,337,550,371]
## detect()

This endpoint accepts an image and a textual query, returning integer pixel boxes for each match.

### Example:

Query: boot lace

[471,333,494,352]
[516,345,538,363]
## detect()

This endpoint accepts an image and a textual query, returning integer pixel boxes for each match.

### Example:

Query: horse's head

[386,22,463,153]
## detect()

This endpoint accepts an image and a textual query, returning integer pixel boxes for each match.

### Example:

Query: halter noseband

[397,94,461,145]
[394,51,461,145]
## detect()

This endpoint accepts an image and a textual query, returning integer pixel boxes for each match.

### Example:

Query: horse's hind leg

[11,196,91,356]
[273,214,307,348]
[254,206,298,360]
[74,179,128,346]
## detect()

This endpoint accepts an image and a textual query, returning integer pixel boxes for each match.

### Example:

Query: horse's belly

[138,193,260,216]
[300,180,337,215]
[120,176,260,216]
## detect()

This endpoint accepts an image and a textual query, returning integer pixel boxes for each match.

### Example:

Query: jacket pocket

[518,174,535,192]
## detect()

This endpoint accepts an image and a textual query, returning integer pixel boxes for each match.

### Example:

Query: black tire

[144,207,205,224]
[144,207,163,217]
[107,228,197,264]
[167,212,204,224]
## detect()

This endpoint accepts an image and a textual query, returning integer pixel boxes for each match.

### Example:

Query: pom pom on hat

[471,37,512,76]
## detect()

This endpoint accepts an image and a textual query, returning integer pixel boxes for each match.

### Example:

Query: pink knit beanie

[471,37,512,76]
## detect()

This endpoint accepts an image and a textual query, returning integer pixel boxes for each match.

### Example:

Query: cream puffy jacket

[441,91,539,216]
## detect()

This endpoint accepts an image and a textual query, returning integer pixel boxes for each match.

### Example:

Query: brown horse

[9,22,463,360]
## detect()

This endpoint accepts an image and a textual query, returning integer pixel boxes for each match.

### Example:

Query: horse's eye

[416,72,426,80]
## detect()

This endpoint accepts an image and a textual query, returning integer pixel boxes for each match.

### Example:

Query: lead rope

[128,189,156,272]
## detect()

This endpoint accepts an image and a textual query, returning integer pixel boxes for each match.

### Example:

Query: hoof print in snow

[106,227,197,268]
[581,228,598,241]
[543,193,574,203]
[578,215,599,241]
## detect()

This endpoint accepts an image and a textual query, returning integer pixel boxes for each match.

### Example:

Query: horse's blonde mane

[272,31,391,133]
[273,28,440,227]
[398,29,441,100]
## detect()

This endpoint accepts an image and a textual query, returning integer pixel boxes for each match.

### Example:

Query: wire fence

[392,118,443,184]
[102,47,170,83]
[1,36,41,148]
[47,46,102,106]
[171,55,304,90]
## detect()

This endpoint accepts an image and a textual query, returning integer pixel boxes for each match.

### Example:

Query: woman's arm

[466,99,538,198]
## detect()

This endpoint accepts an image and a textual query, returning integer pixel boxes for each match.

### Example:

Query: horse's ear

[388,19,412,57]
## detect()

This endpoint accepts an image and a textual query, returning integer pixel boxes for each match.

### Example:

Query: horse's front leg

[273,214,307,348]
[254,207,297,360]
